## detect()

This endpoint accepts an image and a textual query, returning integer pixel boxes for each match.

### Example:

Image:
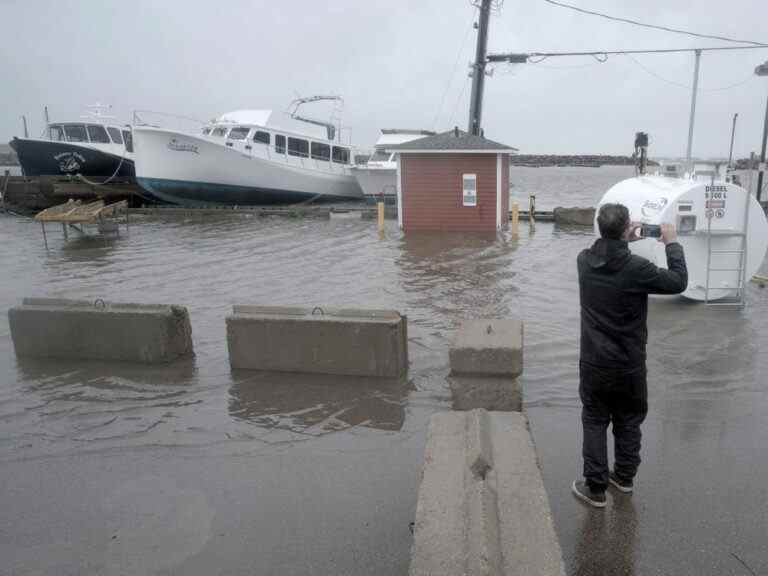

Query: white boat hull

[352,165,397,197]
[133,127,363,205]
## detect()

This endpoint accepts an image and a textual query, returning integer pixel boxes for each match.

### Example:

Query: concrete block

[226,306,408,377]
[410,409,565,576]
[553,206,595,227]
[8,298,193,363]
[449,319,523,377]
[449,375,522,412]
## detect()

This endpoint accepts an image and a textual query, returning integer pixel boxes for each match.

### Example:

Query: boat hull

[352,165,397,197]
[9,138,135,179]
[133,127,363,206]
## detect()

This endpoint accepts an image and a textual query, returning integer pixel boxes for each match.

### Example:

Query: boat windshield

[63,124,88,143]
[87,124,111,144]
[107,127,123,144]
[50,125,66,142]
[369,150,390,162]
[211,126,228,137]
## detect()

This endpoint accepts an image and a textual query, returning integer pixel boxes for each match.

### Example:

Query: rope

[75,152,127,186]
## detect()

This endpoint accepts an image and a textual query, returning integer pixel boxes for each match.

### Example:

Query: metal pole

[21,115,29,138]
[756,94,768,203]
[728,113,738,168]
[467,0,492,136]
[44,106,50,139]
[685,49,702,170]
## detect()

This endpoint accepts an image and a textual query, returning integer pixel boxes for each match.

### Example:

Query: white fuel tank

[596,176,768,301]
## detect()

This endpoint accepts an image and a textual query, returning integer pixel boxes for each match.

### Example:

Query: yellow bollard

[510,201,519,237]
[377,201,385,232]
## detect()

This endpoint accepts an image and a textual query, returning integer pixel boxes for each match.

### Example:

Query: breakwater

[510,154,658,168]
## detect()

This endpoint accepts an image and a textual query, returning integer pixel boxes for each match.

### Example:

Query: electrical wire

[433,8,477,130]
[541,0,768,46]
[448,77,471,128]
[623,53,756,92]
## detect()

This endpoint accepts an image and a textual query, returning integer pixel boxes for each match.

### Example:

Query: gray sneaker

[571,480,607,508]
[609,471,634,493]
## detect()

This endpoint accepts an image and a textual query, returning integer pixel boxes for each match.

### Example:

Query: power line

[488,44,768,62]
[622,54,755,92]
[433,9,477,130]
[541,0,768,47]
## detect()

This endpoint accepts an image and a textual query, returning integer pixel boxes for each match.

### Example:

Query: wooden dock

[35,199,129,248]
[1,175,142,213]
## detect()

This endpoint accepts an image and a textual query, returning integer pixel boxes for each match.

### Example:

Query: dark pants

[580,362,648,492]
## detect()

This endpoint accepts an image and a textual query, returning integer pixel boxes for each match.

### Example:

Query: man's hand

[660,223,677,245]
[627,221,643,242]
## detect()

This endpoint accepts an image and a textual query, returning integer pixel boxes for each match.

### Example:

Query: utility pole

[467,0,492,136]
[755,61,768,204]
[727,113,738,168]
[685,49,702,170]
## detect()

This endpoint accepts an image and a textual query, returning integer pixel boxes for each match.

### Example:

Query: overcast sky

[2,0,767,157]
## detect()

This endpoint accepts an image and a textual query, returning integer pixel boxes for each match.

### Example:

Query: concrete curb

[8,298,193,363]
[226,306,408,377]
[410,409,565,576]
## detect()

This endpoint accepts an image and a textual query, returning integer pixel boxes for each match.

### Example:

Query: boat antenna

[287,95,343,141]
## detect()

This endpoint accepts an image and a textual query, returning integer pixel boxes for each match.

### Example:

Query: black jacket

[578,238,688,369]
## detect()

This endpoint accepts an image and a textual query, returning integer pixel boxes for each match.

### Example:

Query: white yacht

[9,105,134,180]
[352,129,435,197]
[133,96,363,205]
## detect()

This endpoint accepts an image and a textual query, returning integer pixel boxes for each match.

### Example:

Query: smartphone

[640,224,661,238]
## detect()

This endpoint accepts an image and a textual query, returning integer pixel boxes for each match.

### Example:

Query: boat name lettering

[167,139,199,154]
[641,197,667,216]
[53,151,86,173]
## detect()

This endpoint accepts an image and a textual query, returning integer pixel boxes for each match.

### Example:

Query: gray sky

[2,0,768,157]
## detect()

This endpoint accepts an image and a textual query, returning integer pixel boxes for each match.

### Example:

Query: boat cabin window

[311,142,330,161]
[63,124,88,143]
[228,127,250,140]
[211,126,228,137]
[87,125,110,144]
[369,150,389,162]
[275,134,286,154]
[122,130,133,152]
[287,137,309,158]
[50,125,66,142]
[202,127,212,135]
[332,146,350,164]
[107,127,123,144]
[253,131,270,145]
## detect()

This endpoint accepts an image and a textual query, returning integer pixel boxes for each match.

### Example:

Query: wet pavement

[1,166,767,575]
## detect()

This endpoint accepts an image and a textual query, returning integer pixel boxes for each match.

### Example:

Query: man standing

[572,203,688,508]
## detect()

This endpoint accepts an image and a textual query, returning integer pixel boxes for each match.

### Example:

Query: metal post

[21,115,29,138]
[62,222,68,241]
[467,0,492,136]
[728,113,738,169]
[529,194,536,222]
[756,94,768,203]
[685,49,702,171]
[41,222,48,250]
[44,106,50,138]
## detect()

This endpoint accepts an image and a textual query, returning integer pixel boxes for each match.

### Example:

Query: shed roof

[386,128,517,154]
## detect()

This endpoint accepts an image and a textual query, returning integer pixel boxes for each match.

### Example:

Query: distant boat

[133,96,363,205]
[9,105,134,180]
[352,129,435,197]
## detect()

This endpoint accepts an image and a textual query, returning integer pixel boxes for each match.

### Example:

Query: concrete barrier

[410,409,565,576]
[449,319,523,377]
[553,206,595,227]
[448,375,522,412]
[8,298,193,363]
[226,306,408,377]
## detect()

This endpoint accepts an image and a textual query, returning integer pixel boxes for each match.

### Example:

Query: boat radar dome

[596,173,768,302]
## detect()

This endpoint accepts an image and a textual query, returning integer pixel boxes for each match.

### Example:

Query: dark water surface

[1,166,767,575]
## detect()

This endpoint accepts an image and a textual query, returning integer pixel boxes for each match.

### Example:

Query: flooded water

[1,166,766,575]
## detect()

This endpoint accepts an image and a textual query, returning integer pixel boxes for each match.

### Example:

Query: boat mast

[467,0,492,136]
[288,95,343,141]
